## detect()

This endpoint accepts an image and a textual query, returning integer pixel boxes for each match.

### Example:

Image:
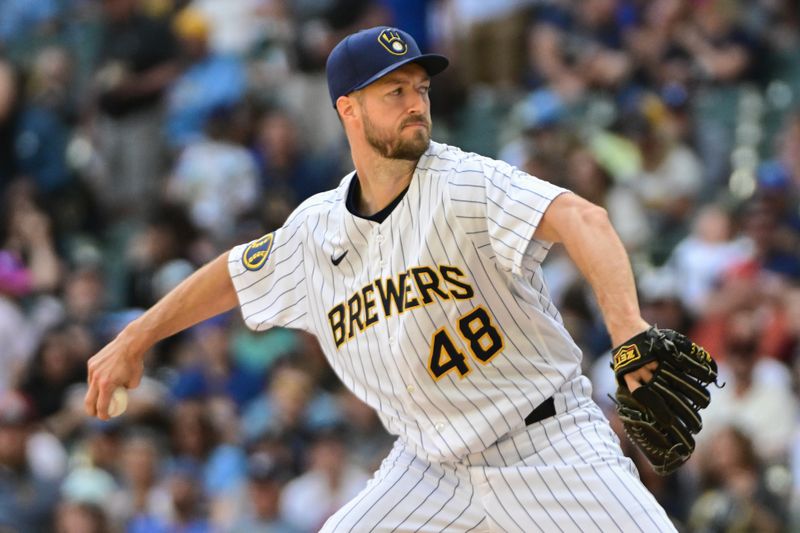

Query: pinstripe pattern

[227,141,674,530]
[321,387,674,532]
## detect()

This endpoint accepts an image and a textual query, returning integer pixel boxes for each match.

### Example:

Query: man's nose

[406,90,427,115]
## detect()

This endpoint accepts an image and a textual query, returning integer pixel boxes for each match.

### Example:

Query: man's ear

[336,95,357,122]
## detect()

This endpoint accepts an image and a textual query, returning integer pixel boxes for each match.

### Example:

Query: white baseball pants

[321,394,676,532]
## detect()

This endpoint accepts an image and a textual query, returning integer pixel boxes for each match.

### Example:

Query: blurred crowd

[1,0,800,531]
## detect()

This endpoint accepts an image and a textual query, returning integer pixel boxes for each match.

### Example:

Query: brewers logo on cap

[378,29,408,56]
[242,233,274,271]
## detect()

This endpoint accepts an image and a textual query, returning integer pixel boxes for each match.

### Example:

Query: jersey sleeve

[447,154,567,277]
[227,221,309,332]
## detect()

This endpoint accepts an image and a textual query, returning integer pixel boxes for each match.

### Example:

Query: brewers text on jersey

[326,264,475,347]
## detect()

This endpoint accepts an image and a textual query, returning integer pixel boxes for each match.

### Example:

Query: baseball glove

[610,326,718,475]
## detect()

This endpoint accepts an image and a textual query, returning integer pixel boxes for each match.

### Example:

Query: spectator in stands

[167,104,260,244]
[190,0,273,57]
[775,111,800,189]
[0,180,61,294]
[169,399,247,524]
[625,0,687,89]
[677,0,763,188]
[696,198,800,358]
[230,453,297,533]
[448,0,533,90]
[108,431,171,530]
[0,182,62,394]
[627,98,703,245]
[753,159,800,238]
[77,419,125,479]
[124,204,198,309]
[0,0,60,48]
[169,316,266,410]
[165,7,247,149]
[252,108,341,210]
[675,0,760,85]
[697,311,797,463]
[666,204,750,316]
[0,391,61,531]
[15,46,74,197]
[0,60,18,193]
[564,144,651,254]
[528,0,636,100]
[0,51,73,201]
[93,0,178,218]
[54,501,110,533]
[780,283,800,364]
[20,324,88,419]
[0,292,36,395]
[240,363,342,446]
[128,459,212,533]
[62,267,108,339]
[689,426,786,532]
[280,425,369,532]
[335,389,394,472]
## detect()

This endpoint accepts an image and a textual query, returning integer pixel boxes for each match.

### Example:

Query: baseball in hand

[108,386,128,417]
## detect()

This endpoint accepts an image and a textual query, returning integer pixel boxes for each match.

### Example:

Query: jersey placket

[371,223,401,354]
[375,183,446,448]
[366,223,417,434]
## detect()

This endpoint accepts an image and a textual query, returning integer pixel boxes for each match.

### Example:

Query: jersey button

[435,423,445,432]
[406,384,415,394]
[388,336,396,344]
[375,234,385,244]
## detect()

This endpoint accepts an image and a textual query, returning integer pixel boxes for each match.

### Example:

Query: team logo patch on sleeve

[612,344,641,372]
[242,233,274,271]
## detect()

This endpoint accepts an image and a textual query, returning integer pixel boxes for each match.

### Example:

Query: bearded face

[342,63,434,161]
[361,107,431,161]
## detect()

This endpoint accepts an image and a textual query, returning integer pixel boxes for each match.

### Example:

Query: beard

[363,112,431,161]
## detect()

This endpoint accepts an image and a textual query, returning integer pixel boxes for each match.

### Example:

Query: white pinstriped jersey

[228,141,589,462]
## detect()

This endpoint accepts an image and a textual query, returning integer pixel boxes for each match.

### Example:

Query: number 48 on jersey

[428,306,504,380]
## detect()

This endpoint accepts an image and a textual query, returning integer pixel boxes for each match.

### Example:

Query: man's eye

[420,86,430,94]
[391,88,402,96]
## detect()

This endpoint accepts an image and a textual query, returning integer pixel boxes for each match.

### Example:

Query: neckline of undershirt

[345,173,411,223]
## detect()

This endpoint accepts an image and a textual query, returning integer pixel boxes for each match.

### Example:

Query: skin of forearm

[557,205,646,346]
[120,251,238,353]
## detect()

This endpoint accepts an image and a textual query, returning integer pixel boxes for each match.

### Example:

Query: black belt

[524,397,556,426]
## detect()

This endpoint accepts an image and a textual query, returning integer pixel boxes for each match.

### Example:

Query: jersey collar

[345,173,411,223]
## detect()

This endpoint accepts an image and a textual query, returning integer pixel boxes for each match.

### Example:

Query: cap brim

[349,54,449,94]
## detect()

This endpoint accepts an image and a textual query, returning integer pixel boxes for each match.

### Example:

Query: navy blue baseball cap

[326,26,449,108]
